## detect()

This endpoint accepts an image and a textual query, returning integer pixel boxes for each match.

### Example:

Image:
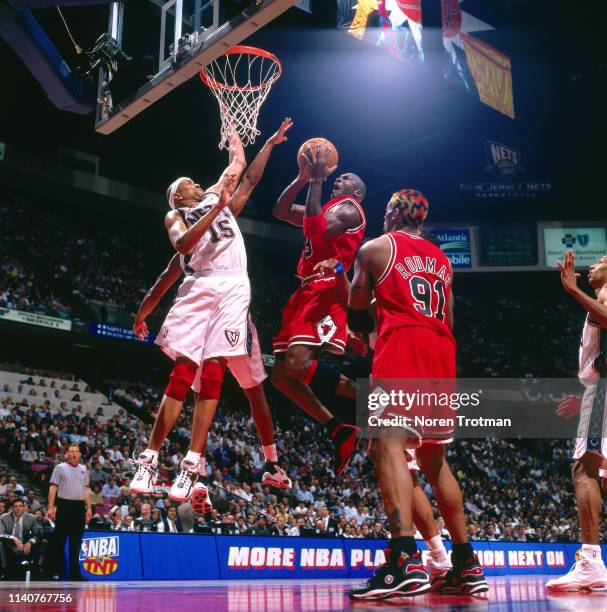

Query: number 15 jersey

[176,192,247,276]
[374,231,454,341]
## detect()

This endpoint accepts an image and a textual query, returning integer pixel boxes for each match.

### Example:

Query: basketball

[297,137,339,171]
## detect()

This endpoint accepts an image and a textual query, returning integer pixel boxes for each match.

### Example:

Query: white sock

[581,544,602,561]
[426,535,449,564]
[143,449,159,464]
[198,456,206,476]
[263,444,278,462]
[184,450,201,465]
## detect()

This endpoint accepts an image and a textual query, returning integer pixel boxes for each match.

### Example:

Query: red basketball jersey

[374,231,454,340]
[297,195,366,279]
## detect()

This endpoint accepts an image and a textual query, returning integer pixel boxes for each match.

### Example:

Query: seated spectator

[248,515,270,536]
[0,500,46,579]
[157,506,183,533]
[135,504,156,532]
[101,478,120,500]
[23,491,41,514]
[89,484,103,508]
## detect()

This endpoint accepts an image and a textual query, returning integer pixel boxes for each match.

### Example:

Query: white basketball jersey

[579,315,606,385]
[177,192,247,276]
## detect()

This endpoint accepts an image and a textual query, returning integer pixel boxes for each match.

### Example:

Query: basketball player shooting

[271,142,367,475]
[547,251,607,591]
[346,189,487,599]
[129,120,294,503]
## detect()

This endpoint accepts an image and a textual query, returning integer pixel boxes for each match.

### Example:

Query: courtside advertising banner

[70,532,593,580]
[544,227,607,267]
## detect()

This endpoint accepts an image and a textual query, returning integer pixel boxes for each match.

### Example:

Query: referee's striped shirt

[50,462,90,501]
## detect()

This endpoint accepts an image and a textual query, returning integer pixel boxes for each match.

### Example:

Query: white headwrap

[166,177,190,209]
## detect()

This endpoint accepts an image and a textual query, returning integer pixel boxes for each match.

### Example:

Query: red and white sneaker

[128,452,158,494]
[262,462,292,489]
[169,459,199,502]
[190,482,213,515]
[546,558,607,591]
[429,558,452,592]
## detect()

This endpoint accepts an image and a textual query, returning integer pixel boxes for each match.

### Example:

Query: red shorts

[372,326,456,444]
[273,279,346,355]
[372,325,456,379]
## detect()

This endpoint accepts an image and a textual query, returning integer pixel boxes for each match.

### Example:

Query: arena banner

[433,229,472,268]
[77,532,142,580]
[140,533,220,580]
[89,322,156,344]
[216,536,350,580]
[0,307,72,331]
[67,533,604,580]
[544,227,607,268]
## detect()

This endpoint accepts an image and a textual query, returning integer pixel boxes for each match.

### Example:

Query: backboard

[95,0,295,135]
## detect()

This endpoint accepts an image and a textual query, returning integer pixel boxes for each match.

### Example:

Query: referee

[47,443,92,581]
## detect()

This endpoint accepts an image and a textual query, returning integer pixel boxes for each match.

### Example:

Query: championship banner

[544,227,607,268]
[461,33,515,119]
[0,307,72,331]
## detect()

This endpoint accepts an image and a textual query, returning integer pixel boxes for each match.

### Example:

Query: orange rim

[199,45,282,92]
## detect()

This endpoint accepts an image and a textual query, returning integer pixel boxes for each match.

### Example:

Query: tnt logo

[80,536,119,576]
[484,141,524,179]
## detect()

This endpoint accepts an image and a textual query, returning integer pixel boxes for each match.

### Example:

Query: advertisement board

[544,227,607,268]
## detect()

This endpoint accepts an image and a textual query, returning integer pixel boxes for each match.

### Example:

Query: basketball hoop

[200,45,282,149]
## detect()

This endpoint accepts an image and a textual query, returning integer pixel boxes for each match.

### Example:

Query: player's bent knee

[199,360,227,399]
[164,360,197,401]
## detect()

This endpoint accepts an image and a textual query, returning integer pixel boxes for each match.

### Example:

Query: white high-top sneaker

[169,459,199,502]
[128,452,158,494]
[546,557,607,591]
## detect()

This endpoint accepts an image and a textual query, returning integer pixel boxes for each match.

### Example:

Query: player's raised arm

[133,254,182,339]
[273,156,311,227]
[559,251,607,327]
[207,130,246,194]
[230,117,293,217]
[165,173,236,254]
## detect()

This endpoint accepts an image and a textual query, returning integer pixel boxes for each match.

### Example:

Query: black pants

[0,539,46,577]
[49,499,85,579]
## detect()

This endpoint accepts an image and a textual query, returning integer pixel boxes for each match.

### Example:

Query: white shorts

[156,274,252,365]
[574,380,607,473]
[191,319,267,391]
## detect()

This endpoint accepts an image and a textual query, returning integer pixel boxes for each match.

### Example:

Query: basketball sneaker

[433,555,489,595]
[261,462,292,489]
[190,481,213,515]
[128,452,158,494]
[349,549,430,600]
[169,459,199,502]
[331,424,362,475]
[428,558,452,592]
[546,557,607,591]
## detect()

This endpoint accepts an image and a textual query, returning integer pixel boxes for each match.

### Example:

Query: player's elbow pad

[303,215,327,238]
[347,307,374,334]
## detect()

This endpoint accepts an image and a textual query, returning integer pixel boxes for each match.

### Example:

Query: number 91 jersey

[374,231,454,341]
[176,192,247,276]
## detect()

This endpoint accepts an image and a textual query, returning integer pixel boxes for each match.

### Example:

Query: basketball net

[200,46,282,149]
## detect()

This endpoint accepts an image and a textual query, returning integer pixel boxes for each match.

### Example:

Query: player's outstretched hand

[347,327,369,357]
[557,250,580,294]
[555,394,582,419]
[303,142,337,180]
[133,317,149,340]
[267,117,293,146]
[314,258,339,277]
[219,173,237,207]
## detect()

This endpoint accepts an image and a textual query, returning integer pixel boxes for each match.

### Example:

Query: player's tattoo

[387,509,412,535]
